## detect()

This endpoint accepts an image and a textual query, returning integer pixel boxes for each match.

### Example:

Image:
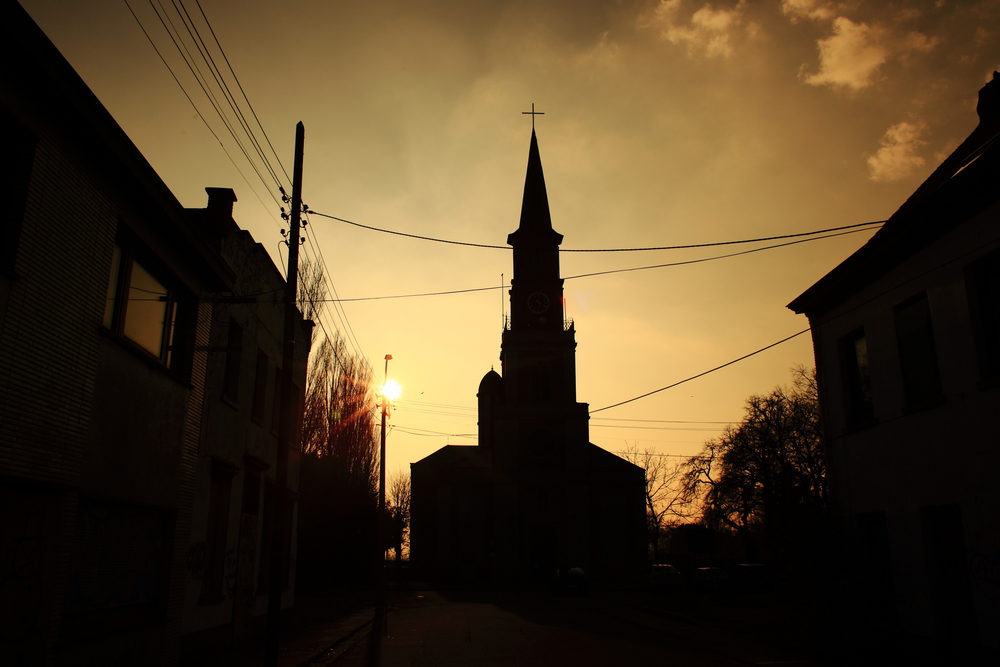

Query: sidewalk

[179,589,376,667]
[276,590,376,666]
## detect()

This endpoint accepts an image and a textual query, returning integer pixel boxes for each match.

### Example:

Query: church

[410,127,646,585]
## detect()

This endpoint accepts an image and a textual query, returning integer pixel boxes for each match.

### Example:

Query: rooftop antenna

[501,272,505,329]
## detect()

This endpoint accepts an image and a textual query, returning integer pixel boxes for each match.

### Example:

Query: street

[323,587,826,667]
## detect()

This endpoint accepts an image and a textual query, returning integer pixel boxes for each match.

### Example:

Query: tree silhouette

[622,444,696,562]
[385,472,411,562]
[295,262,380,588]
[681,367,827,551]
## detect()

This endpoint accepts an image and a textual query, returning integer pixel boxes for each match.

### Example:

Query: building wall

[182,222,310,639]
[808,199,1000,648]
[0,6,241,662]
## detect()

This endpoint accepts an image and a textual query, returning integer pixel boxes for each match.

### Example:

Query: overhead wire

[125,0,276,214]
[316,225,879,303]
[307,210,883,252]
[130,0,371,372]
[143,0,281,206]
[193,0,291,184]
[168,0,283,190]
[589,328,811,414]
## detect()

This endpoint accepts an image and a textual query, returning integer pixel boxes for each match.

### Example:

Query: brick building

[0,5,309,663]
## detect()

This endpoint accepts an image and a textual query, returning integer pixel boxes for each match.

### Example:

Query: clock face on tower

[527,291,550,314]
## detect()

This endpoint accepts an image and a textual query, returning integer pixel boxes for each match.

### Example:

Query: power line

[317,226,877,303]
[391,424,477,438]
[193,0,291,185]
[139,0,281,205]
[592,417,733,424]
[589,328,811,414]
[125,0,276,214]
[308,210,883,252]
[591,423,728,432]
[169,0,284,191]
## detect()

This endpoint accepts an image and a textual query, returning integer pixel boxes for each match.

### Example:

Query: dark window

[251,349,269,425]
[103,242,193,377]
[1,105,35,274]
[271,367,282,435]
[201,461,235,603]
[838,328,874,427]
[894,292,942,408]
[223,319,243,403]
[256,484,293,595]
[242,468,261,517]
[920,504,977,646]
[966,250,1000,384]
[257,484,274,595]
[61,498,171,638]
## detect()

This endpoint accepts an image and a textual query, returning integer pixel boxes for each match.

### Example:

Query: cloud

[792,7,940,92]
[803,17,889,90]
[866,121,928,182]
[646,0,749,58]
[781,0,839,22]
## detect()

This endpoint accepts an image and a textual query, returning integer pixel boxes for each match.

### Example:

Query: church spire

[507,129,563,247]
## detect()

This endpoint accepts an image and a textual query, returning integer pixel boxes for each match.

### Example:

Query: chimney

[205,187,237,219]
[977,71,1000,127]
[203,187,237,246]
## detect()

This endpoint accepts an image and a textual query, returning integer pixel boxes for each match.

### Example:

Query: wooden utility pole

[265,121,304,666]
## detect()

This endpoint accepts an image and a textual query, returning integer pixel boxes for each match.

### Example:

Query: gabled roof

[789,73,1000,317]
[507,129,563,247]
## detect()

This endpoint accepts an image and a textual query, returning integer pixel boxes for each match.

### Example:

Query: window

[271,367,282,434]
[251,348,269,425]
[894,292,942,408]
[222,319,243,403]
[103,243,192,376]
[966,250,1000,384]
[201,460,235,603]
[1,105,35,275]
[838,328,874,427]
[61,498,170,638]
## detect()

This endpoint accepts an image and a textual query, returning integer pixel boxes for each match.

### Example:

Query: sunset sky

[21,0,998,478]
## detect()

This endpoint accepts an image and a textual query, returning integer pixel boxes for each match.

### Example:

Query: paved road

[325,588,825,667]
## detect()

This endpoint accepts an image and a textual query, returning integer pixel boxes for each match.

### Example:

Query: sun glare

[382,378,401,401]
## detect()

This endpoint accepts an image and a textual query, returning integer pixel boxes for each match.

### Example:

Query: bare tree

[300,334,377,489]
[680,367,827,542]
[296,257,327,340]
[623,443,696,562]
[386,472,411,561]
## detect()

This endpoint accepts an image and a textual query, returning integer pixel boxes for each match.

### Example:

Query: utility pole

[265,121,304,667]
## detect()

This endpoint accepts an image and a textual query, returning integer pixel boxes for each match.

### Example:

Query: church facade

[410,130,645,585]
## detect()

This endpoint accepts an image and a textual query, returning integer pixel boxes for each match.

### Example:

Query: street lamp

[379,354,397,519]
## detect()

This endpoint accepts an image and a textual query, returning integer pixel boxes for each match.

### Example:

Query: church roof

[477,368,503,397]
[507,129,563,247]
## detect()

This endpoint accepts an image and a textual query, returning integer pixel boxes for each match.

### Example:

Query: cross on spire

[522,103,544,130]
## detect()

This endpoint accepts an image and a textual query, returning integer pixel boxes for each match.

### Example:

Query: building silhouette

[789,73,1000,653]
[410,129,645,584]
[0,5,310,663]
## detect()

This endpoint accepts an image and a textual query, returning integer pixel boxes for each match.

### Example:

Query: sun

[382,378,401,401]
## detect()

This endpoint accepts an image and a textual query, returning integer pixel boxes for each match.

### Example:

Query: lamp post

[379,354,392,519]
[373,354,397,654]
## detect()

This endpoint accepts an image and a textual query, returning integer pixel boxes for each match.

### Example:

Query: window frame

[893,291,943,410]
[838,327,875,429]
[965,250,1000,387]
[251,347,269,425]
[222,318,244,405]
[102,240,194,380]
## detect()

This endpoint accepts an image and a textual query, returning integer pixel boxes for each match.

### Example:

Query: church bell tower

[499,128,585,419]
